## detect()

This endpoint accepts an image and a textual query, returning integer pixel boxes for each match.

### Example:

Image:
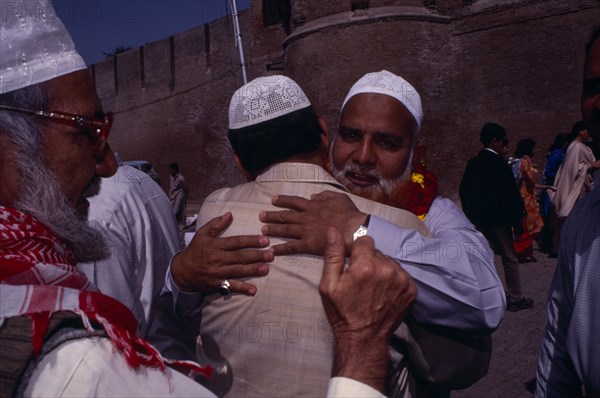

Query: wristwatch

[352,214,371,241]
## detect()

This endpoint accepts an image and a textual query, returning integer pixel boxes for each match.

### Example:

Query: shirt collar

[256,162,347,191]
[483,147,499,155]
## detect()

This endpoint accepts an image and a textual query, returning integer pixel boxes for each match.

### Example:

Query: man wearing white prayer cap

[258,70,506,394]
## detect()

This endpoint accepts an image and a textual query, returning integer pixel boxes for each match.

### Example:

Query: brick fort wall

[94,0,600,204]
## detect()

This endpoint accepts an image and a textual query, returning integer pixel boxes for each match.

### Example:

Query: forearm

[332,336,389,393]
[368,201,505,331]
[149,263,203,358]
[146,287,199,361]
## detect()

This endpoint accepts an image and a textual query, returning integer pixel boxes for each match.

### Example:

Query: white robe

[79,165,181,337]
[551,141,595,218]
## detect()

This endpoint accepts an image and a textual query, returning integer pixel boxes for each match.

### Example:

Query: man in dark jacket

[460,122,533,312]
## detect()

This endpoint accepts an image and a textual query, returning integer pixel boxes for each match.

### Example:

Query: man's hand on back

[260,191,368,257]
[171,212,273,295]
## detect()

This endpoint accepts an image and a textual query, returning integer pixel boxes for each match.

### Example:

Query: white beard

[328,137,412,205]
[14,157,109,263]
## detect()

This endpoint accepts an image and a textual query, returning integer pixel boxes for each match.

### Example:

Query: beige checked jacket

[196,162,430,397]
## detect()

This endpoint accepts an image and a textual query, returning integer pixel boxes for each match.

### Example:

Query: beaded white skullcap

[342,70,423,129]
[0,0,87,95]
[229,75,311,129]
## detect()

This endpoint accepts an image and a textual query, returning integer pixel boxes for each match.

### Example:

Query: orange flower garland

[398,141,439,220]
[405,162,439,220]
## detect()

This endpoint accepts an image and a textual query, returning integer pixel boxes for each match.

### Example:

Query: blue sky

[54,0,250,65]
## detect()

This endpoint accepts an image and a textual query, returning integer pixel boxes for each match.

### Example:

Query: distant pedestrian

[169,162,189,244]
[544,133,569,187]
[512,138,544,263]
[460,122,533,312]
[549,120,600,255]
[538,133,568,254]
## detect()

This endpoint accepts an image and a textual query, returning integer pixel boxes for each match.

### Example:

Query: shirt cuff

[367,215,409,256]
[326,377,386,398]
[164,256,203,312]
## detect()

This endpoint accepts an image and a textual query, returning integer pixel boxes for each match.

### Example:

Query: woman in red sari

[512,139,545,262]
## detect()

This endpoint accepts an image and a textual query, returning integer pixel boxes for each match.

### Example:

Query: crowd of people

[0,0,599,397]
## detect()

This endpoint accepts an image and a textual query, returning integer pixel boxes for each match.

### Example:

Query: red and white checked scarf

[0,206,212,379]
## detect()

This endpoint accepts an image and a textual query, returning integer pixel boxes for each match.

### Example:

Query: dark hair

[568,120,586,142]
[228,106,322,175]
[480,122,506,147]
[549,132,568,151]
[169,162,179,172]
[585,26,600,56]
[514,138,536,158]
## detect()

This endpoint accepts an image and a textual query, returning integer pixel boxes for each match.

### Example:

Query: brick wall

[94,0,600,205]
[284,0,599,199]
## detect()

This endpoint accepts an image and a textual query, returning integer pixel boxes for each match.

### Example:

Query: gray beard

[330,162,417,210]
[328,144,412,204]
[331,164,397,204]
[14,157,109,263]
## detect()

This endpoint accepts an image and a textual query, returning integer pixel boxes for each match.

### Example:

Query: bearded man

[0,1,220,395]
[261,71,505,331]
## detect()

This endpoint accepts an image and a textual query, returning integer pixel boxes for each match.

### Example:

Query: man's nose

[95,142,118,177]
[354,139,376,166]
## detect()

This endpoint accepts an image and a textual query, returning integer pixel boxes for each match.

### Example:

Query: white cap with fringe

[342,70,423,129]
[229,75,311,130]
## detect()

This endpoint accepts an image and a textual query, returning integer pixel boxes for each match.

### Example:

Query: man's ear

[233,152,255,182]
[318,116,330,149]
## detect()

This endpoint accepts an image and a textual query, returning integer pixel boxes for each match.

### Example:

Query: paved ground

[454,248,557,398]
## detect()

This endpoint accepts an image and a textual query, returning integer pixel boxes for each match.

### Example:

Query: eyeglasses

[0,104,113,155]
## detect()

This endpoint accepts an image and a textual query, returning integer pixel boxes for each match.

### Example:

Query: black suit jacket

[459,149,525,233]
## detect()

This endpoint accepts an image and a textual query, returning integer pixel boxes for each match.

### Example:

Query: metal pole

[229,0,248,84]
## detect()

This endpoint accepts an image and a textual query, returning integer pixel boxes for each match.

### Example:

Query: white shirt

[78,165,181,337]
[552,140,595,217]
[25,338,383,398]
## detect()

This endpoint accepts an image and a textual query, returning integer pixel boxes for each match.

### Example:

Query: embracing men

[0,1,417,396]
[164,71,506,397]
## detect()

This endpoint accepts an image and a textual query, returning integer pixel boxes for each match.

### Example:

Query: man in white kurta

[79,165,181,336]
[551,131,599,253]
[552,138,595,218]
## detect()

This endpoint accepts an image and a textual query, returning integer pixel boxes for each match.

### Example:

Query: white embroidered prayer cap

[229,75,311,129]
[342,70,423,129]
[0,0,87,95]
